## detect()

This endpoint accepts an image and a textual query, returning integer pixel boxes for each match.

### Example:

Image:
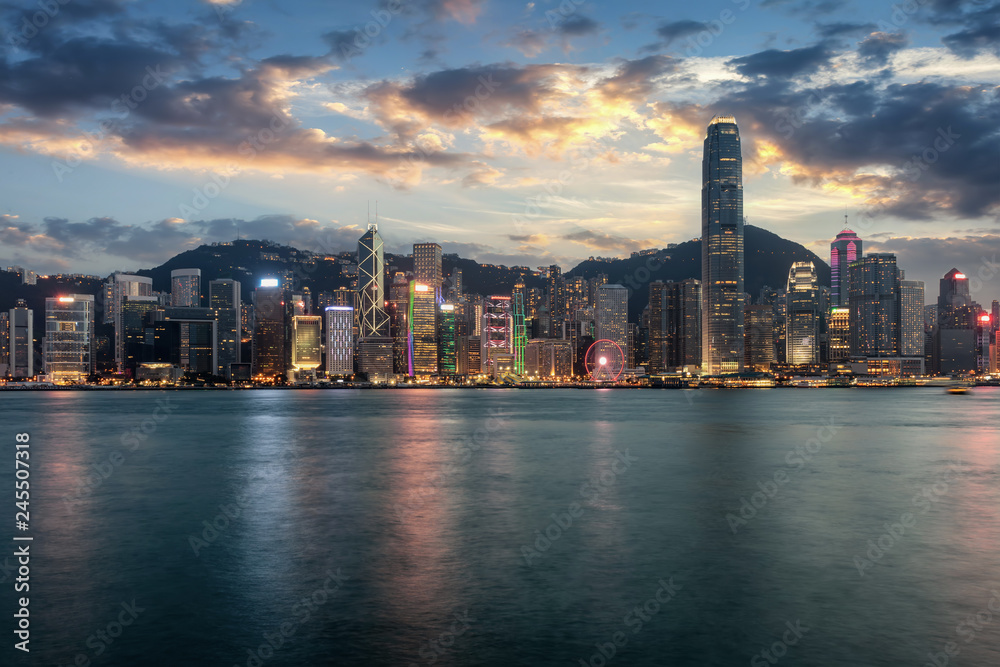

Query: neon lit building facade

[325,306,354,375]
[701,115,745,374]
[481,296,512,371]
[512,292,527,375]
[438,304,457,375]
[830,229,862,307]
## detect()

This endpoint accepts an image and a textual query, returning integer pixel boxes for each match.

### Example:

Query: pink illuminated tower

[831,225,862,307]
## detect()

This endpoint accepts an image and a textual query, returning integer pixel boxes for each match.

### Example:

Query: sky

[0,0,998,305]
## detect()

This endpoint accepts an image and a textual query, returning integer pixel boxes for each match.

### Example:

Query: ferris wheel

[585,339,625,382]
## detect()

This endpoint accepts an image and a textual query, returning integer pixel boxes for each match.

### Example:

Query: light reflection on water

[1,388,998,666]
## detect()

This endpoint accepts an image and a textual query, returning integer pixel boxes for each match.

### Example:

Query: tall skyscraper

[106,273,153,371]
[849,254,900,357]
[325,306,354,376]
[786,261,820,365]
[596,284,628,366]
[744,304,775,370]
[252,279,286,379]
[649,279,701,372]
[44,295,95,383]
[388,272,411,374]
[828,307,851,361]
[409,282,438,375]
[933,268,977,374]
[899,280,925,357]
[438,304,457,375]
[830,229,862,307]
[413,242,443,292]
[358,225,390,338]
[121,296,161,374]
[481,296,512,371]
[171,269,201,307]
[9,299,33,378]
[701,115,744,374]
[547,265,565,327]
[209,279,241,377]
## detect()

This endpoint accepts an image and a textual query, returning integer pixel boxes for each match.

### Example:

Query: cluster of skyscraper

[2,116,998,383]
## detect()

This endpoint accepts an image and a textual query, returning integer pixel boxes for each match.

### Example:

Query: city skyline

[0,0,997,294]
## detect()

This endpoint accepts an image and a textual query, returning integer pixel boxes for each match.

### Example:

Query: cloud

[867,235,1000,301]
[727,42,834,79]
[561,228,659,252]
[558,15,600,37]
[672,78,1000,219]
[814,22,876,38]
[857,31,909,65]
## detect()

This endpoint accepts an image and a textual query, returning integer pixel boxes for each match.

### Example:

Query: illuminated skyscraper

[899,279,925,357]
[325,306,354,376]
[44,295,95,383]
[8,299,33,378]
[171,268,201,307]
[209,279,241,378]
[291,315,322,372]
[438,304,457,375]
[744,304,774,370]
[413,242,443,292]
[388,272,410,374]
[701,115,744,374]
[547,265,564,326]
[828,308,851,361]
[252,279,286,379]
[357,224,389,338]
[786,262,819,365]
[649,280,701,372]
[409,282,438,375]
[481,296,512,371]
[849,254,900,357]
[830,229,862,307]
[512,291,527,375]
[106,273,153,370]
[596,284,628,366]
[121,295,161,374]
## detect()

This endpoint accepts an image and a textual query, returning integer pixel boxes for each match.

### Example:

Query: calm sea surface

[2,388,999,666]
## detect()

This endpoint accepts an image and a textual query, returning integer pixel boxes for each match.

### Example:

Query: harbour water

[2,388,999,666]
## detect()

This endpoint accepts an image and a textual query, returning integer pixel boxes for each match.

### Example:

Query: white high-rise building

[325,306,354,375]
